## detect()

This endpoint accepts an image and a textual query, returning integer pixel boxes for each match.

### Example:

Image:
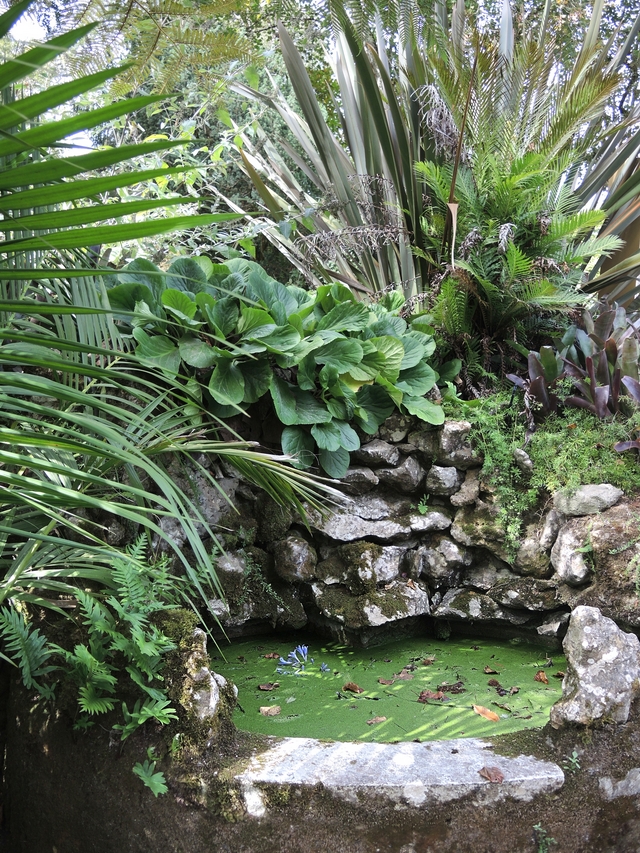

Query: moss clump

[316,541,383,595]
[255,495,294,544]
[217,510,257,551]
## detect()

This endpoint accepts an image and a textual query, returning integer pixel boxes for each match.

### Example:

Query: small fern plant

[0,607,56,699]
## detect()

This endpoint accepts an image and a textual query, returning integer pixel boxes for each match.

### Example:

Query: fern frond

[78,682,116,715]
[0,606,56,696]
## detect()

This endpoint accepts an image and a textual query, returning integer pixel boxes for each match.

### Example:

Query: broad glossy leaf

[291,387,332,424]
[107,283,156,316]
[132,329,180,374]
[405,330,437,359]
[270,375,299,425]
[397,363,437,396]
[297,354,316,391]
[402,395,445,424]
[376,375,403,407]
[326,398,348,420]
[250,325,301,353]
[205,297,238,338]
[281,426,316,469]
[371,336,404,379]
[318,446,350,478]
[311,421,342,451]
[399,336,426,370]
[179,336,217,369]
[166,258,208,295]
[354,385,394,433]
[209,360,245,405]
[316,301,371,332]
[314,338,363,372]
[333,420,360,452]
[367,316,407,338]
[162,289,198,322]
[237,306,276,335]
[241,358,273,403]
[438,359,462,382]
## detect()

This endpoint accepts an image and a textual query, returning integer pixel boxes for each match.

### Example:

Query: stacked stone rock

[209,417,639,648]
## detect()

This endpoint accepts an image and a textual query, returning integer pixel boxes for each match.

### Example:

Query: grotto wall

[203,417,640,648]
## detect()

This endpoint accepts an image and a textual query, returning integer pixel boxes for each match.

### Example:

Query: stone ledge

[235,736,564,814]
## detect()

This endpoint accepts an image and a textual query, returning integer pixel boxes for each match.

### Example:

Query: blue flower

[320,662,330,672]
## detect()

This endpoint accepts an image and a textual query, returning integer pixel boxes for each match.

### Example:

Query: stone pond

[4,418,640,851]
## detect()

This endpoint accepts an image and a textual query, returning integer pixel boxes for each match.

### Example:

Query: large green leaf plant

[105,256,459,478]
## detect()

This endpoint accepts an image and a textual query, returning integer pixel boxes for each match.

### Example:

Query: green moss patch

[212,636,566,743]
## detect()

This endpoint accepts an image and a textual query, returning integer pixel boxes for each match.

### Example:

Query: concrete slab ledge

[236,736,564,816]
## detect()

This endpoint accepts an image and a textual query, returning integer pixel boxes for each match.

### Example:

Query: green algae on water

[211,636,566,743]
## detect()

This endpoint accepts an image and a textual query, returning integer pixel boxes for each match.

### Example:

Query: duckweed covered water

[211,636,566,742]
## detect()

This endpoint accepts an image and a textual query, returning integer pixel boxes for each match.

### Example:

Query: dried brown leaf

[438,681,466,694]
[534,670,549,684]
[483,665,499,674]
[478,766,504,783]
[406,579,417,589]
[553,671,565,679]
[418,690,447,702]
[366,716,387,725]
[259,705,281,717]
[472,704,500,722]
[509,686,520,695]
[258,682,280,691]
[487,678,501,687]
[343,682,364,693]
[263,653,280,659]
[422,656,436,666]
[378,678,395,685]
[395,670,413,681]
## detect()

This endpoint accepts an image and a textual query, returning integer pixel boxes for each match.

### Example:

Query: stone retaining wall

[202,418,640,647]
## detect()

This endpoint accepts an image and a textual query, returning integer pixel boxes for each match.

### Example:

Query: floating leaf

[509,686,520,695]
[263,653,280,659]
[553,671,566,679]
[484,666,500,674]
[438,681,466,694]
[422,656,436,666]
[343,682,364,694]
[534,670,549,684]
[418,690,447,702]
[478,766,504,783]
[493,703,512,713]
[258,683,280,691]
[487,679,502,688]
[472,705,500,722]
[378,678,395,685]
[366,716,387,725]
[259,705,281,716]
[395,670,413,681]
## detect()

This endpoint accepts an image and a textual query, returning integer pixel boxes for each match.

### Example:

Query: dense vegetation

[2,0,640,795]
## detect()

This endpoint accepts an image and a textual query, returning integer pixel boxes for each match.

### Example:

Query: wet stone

[488,577,559,611]
[426,464,464,496]
[354,439,400,468]
[340,466,379,495]
[377,455,427,494]
[272,535,317,582]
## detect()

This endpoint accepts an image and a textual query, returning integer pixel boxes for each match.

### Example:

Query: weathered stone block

[354,439,400,467]
[550,523,593,586]
[409,421,483,469]
[378,455,427,493]
[340,466,379,495]
[432,588,532,625]
[488,577,559,611]
[550,605,640,726]
[553,484,623,516]
[450,501,510,562]
[272,536,317,582]
[426,464,464,496]
[450,468,481,507]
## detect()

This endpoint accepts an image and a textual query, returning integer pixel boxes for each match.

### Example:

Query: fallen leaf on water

[422,656,436,666]
[366,716,387,725]
[483,665,499,674]
[478,766,504,783]
[343,682,364,693]
[553,671,565,679]
[263,653,280,659]
[472,704,500,722]
[259,706,281,717]
[418,690,447,702]
[378,678,395,685]
[258,682,280,691]
[438,681,466,694]
[395,670,414,680]
[492,702,512,712]
[509,686,520,695]
[534,670,549,684]
[487,678,502,687]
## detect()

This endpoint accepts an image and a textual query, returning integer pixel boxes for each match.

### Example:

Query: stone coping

[235,735,564,817]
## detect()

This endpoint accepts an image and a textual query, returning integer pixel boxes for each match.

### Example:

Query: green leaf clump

[106,258,458,477]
